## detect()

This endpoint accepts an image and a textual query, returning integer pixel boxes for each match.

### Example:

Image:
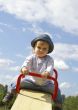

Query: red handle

[16,69,58,100]
[53,68,58,80]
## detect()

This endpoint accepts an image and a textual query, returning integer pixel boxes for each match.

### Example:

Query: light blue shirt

[22,54,54,85]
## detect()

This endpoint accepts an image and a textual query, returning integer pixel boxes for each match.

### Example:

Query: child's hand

[42,71,50,79]
[21,67,29,75]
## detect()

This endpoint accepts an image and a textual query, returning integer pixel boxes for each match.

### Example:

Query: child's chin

[37,55,45,58]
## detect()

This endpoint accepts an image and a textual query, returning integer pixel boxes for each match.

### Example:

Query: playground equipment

[11,69,58,110]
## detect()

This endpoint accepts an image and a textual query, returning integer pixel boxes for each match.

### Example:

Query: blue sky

[0,0,78,97]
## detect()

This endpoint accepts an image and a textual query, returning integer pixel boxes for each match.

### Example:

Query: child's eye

[37,46,41,49]
[43,48,47,50]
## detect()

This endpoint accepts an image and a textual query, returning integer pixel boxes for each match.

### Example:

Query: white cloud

[0,22,10,27]
[0,0,78,35]
[0,73,13,85]
[60,82,71,89]
[0,58,20,72]
[59,82,78,96]
[0,28,3,32]
[0,58,14,67]
[16,54,25,58]
[50,43,78,70]
[8,66,20,71]
[0,22,19,31]
[72,67,78,72]
[52,43,78,60]
[5,74,12,80]
[54,59,69,70]
[28,24,44,34]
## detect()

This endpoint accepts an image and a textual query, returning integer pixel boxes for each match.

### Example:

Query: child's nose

[39,48,43,51]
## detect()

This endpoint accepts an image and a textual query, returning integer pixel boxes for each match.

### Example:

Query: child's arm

[20,55,33,75]
[43,57,54,78]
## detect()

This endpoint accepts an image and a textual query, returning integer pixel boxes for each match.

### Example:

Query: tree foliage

[63,96,78,110]
[0,84,6,103]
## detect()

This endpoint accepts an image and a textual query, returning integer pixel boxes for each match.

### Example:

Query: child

[3,34,63,110]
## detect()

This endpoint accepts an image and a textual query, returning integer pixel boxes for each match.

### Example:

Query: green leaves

[0,85,5,103]
[63,96,78,110]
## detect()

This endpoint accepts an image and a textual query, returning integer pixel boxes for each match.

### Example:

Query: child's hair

[31,34,54,53]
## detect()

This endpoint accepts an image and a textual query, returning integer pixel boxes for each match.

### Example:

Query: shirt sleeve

[21,55,33,70]
[45,56,54,75]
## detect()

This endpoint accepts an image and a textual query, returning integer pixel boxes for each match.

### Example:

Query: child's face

[34,41,49,58]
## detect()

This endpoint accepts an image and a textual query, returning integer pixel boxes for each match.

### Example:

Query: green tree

[63,96,78,110]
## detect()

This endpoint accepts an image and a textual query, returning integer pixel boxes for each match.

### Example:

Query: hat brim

[31,37,54,53]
